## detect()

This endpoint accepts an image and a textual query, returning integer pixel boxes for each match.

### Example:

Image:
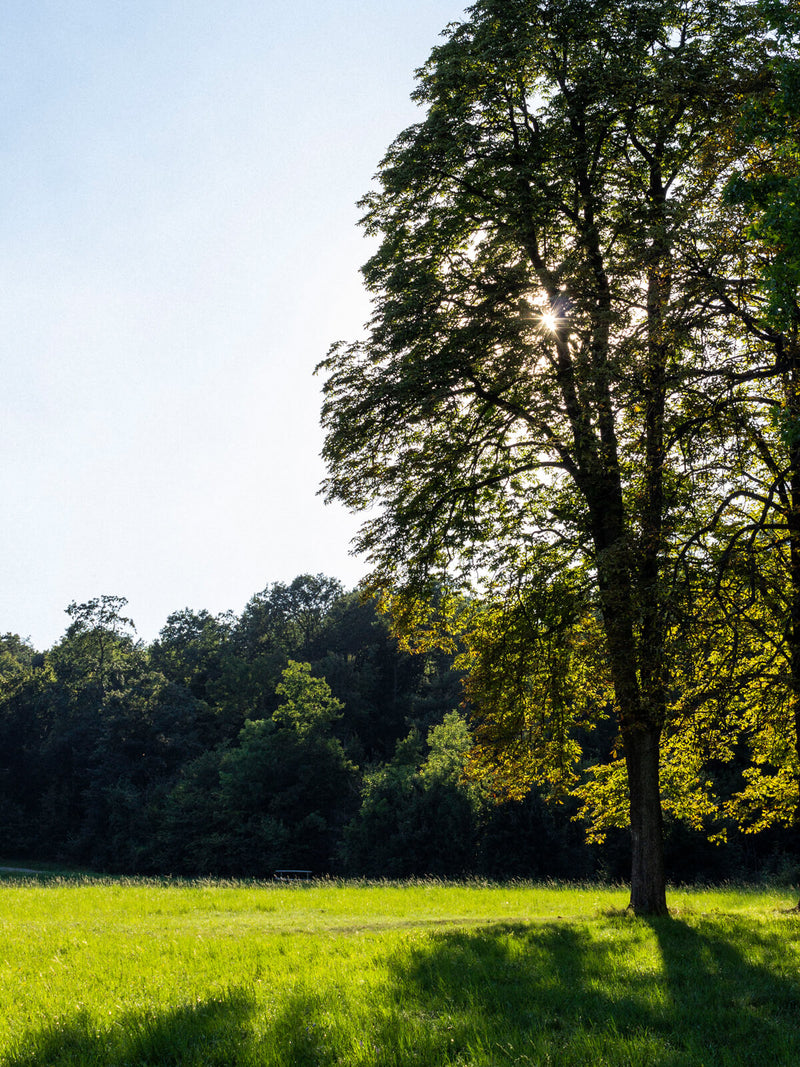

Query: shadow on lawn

[8,918,800,1066]
[646,916,800,1063]
[374,917,800,1066]
[7,988,255,1067]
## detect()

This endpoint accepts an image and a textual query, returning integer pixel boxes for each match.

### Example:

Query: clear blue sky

[1,0,468,649]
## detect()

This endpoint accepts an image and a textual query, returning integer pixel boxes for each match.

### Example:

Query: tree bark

[786,355,800,908]
[594,532,669,914]
[603,616,669,914]
[625,723,668,915]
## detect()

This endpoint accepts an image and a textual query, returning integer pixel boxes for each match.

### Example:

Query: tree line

[0,578,794,882]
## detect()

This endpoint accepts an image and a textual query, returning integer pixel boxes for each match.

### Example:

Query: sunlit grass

[1,875,798,1065]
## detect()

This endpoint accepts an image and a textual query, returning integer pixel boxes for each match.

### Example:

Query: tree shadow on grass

[6,988,255,1067]
[371,917,800,1066]
[8,918,800,1066]
[647,916,800,1064]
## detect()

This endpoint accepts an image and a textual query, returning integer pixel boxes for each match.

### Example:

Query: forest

[0,578,794,884]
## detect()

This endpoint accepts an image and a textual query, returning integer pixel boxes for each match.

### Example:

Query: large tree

[319,0,768,912]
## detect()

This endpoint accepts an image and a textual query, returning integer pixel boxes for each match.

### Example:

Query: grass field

[1,874,799,1066]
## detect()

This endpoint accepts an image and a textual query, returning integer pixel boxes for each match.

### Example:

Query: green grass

[0,875,798,1065]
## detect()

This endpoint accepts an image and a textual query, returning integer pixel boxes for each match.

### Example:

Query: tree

[0,636,44,856]
[319,0,768,911]
[150,608,250,743]
[0,633,36,684]
[55,595,138,696]
[237,575,344,662]
[309,591,417,762]
[215,662,357,875]
[341,712,486,877]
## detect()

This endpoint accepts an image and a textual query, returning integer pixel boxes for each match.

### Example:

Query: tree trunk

[625,724,668,915]
[787,356,800,909]
[593,523,669,915]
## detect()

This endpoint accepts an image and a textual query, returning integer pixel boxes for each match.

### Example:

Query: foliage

[462,568,612,803]
[678,0,800,846]
[217,662,357,874]
[0,634,35,687]
[724,0,800,333]
[237,574,344,662]
[341,712,487,877]
[4,561,800,884]
[271,659,343,733]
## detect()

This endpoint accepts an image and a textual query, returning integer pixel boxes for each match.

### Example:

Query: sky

[1,0,469,650]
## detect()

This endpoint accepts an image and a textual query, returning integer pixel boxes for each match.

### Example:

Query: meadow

[1,873,799,1066]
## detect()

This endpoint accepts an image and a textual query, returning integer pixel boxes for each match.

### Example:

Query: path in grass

[1,877,799,1066]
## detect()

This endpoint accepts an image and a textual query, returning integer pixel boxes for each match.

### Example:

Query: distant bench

[273,869,312,882]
